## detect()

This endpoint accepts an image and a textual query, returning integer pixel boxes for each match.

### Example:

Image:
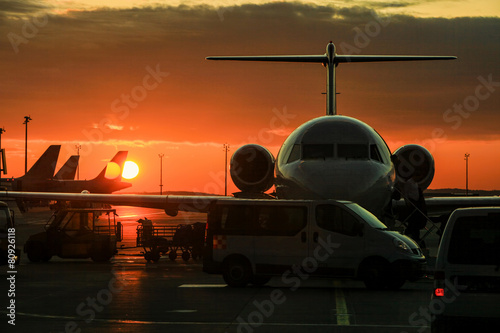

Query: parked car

[432,207,500,332]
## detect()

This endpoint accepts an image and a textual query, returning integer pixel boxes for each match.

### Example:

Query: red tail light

[434,288,445,297]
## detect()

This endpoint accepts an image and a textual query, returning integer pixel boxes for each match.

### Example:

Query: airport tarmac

[2,205,441,333]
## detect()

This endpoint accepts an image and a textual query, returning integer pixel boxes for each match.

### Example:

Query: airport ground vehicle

[203,198,426,289]
[431,207,500,332]
[0,201,21,265]
[24,207,121,262]
[136,221,206,262]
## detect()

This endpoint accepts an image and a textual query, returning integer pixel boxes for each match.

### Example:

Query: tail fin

[24,145,61,179]
[207,42,456,116]
[95,151,128,180]
[54,155,80,180]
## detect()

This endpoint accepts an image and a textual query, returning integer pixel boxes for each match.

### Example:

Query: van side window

[316,204,360,236]
[219,205,253,234]
[256,206,307,236]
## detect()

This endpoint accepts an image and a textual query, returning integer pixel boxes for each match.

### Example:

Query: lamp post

[0,127,5,151]
[159,153,164,195]
[23,116,32,175]
[0,127,5,175]
[223,144,230,196]
[75,144,81,180]
[465,153,470,196]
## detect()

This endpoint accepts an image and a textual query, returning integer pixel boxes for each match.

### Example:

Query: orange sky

[1,2,499,193]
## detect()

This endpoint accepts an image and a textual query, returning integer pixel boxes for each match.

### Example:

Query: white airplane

[2,42,500,221]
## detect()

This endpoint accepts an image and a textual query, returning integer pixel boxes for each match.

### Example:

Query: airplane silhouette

[1,146,130,193]
[2,42,499,222]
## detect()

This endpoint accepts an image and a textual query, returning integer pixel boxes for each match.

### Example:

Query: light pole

[159,153,164,195]
[0,127,5,151]
[223,144,230,196]
[75,144,81,180]
[23,116,32,175]
[0,127,5,175]
[465,153,470,196]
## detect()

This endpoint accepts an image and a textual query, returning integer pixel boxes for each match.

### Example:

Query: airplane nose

[277,160,394,218]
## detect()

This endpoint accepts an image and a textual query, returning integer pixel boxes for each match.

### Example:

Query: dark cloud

[0,2,498,143]
[0,0,51,18]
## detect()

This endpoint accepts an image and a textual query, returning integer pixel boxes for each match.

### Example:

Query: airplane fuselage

[275,115,395,217]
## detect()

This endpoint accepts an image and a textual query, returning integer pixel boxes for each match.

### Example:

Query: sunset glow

[122,161,139,180]
[104,162,122,180]
[0,1,499,194]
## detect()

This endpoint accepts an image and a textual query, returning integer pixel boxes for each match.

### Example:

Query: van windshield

[448,215,500,265]
[345,203,388,229]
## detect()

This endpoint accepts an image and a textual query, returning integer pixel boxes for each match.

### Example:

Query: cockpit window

[303,144,334,160]
[337,144,368,159]
[370,144,384,163]
[287,144,301,163]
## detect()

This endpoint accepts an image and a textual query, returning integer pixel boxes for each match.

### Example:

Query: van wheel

[223,258,252,287]
[360,258,389,290]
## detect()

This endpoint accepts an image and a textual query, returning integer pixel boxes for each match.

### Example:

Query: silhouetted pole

[159,153,164,195]
[23,116,32,175]
[0,127,5,175]
[0,127,5,152]
[75,144,81,180]
[465,153,470,196]
[223,143,230,196]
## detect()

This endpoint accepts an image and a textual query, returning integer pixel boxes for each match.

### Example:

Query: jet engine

[392,144,434,190]
[230,144,275,193]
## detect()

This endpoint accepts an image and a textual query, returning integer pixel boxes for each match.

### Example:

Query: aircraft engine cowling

[230,144,275,193]
[392,144,435,190]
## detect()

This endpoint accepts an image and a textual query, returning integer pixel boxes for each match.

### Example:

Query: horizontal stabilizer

[207,55,456,64]
[207,42,457,115]
[206,55,327,63]
[335,55,457,63]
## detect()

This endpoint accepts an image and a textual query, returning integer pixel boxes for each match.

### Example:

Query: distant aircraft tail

[24,145,60,179]
[95,151,128,181]
[54,155,80,180]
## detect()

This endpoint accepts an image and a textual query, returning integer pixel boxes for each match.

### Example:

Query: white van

[431,207,500,332]
[203,198,426,289]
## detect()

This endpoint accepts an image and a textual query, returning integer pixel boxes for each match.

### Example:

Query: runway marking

[178,284,227,288]
[334,280,350,325]
[3,312,428,328]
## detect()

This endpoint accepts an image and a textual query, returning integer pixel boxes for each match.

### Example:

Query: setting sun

[122,161,140,179]
[104,162,121,180]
